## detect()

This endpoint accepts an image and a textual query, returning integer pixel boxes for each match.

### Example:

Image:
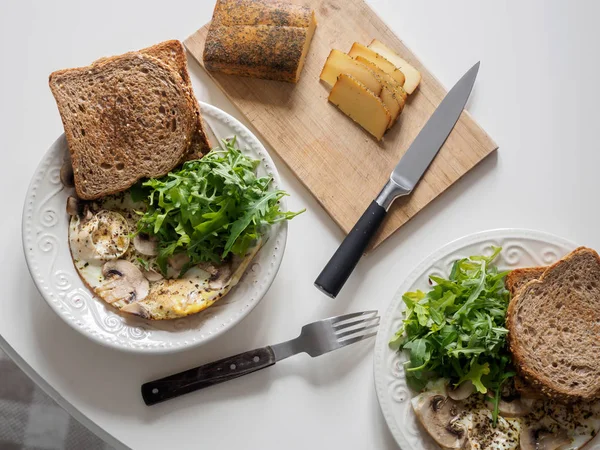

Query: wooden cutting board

[185,0,497,249]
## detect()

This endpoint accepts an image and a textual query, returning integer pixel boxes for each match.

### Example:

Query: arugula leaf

[134,138,304,276]
[136,257,150,271]
[389,247,514,426]
[458,361,490,393]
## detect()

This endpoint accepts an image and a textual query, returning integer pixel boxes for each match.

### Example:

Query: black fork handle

[141,347,276,405]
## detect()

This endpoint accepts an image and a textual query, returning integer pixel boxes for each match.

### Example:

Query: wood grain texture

[185,0,497,249]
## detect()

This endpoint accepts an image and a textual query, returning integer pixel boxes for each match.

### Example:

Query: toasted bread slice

[89,41,210,163]
[50,53,199,200]
[140,40,210,161]
[507,247,600,401]
[505,266,546,297]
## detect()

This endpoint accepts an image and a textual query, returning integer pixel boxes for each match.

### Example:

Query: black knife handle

[141,347,276,405]
[315,201,387,298]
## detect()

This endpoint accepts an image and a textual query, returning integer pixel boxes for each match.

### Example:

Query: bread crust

[507,247,600,402]
[505,266,546,297]
[203,0,316,83]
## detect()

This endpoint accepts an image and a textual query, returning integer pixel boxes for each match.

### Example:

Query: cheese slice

[379,85,402,129]
[320,50,383,95]
[354,56,407,101]
[354,56,405,129]
[368,39,421,94]
[329,74,391,140]
[348,43,406,87]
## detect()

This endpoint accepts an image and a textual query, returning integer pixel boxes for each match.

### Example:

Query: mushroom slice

[66,196,82,216]
[96,260,149,306]
[66,197,92,219]
[207,262,232,290]
[142,268,163,282]
[520,425,570,450]
[133,233,158,256]
[412,392,468,449]
[485,395,534,417]
[448,381,474,401]
[166,253,191,277]
[69,210,130,262]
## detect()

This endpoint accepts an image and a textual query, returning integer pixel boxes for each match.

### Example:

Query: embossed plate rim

[22,102,288,354]
[373,228,584,449]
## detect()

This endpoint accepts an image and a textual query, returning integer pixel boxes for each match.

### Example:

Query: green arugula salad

[132,137,304,276]
[390,247,514,424]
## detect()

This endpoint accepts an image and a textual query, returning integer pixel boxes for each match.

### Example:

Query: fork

[141,310,380,405]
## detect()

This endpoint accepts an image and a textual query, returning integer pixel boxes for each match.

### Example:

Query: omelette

[67,193,261,320]
[411,379,600,450]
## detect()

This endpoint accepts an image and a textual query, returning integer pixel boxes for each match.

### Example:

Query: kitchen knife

[315,62,480,298]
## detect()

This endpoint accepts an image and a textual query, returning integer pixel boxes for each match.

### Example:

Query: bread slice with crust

[507,247,600,402]
[506,267,547,400]
[50,52,199,200]
[505,266,546,297]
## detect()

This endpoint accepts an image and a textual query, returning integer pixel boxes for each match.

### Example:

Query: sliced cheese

[329,74,391,141]
[379,85,402,129]
[348,43,405,87]
[368,39,421,94]
[354,56,407,101]
[320,49,382,95]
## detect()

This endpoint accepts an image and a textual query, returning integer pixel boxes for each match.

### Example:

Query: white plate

[22,102,287,354]
[372,228,596,449]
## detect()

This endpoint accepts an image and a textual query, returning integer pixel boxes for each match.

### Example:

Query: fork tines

[331,310,380,346]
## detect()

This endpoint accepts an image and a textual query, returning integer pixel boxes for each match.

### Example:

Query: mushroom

[66,196,82,216]
[520,425,569,450]
[69,210,130,261]
[412,392,468,449]
[448,381,474,401]
[60,158,75,188]
[168,253,190,271]
[66,196,93,220]
[208,263,232,290]
[96,260,149,304]
[485,395,534,417]
[142,268,163,282]
[133,233,158,256]
[120,301,151,319]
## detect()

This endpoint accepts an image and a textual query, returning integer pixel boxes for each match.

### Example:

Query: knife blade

[315,62,480,299]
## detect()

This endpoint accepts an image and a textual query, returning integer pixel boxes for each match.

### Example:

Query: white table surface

[2,0,600,448]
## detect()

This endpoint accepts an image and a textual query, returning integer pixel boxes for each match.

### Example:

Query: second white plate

[22,102,288,354]
[372,228,587,449]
